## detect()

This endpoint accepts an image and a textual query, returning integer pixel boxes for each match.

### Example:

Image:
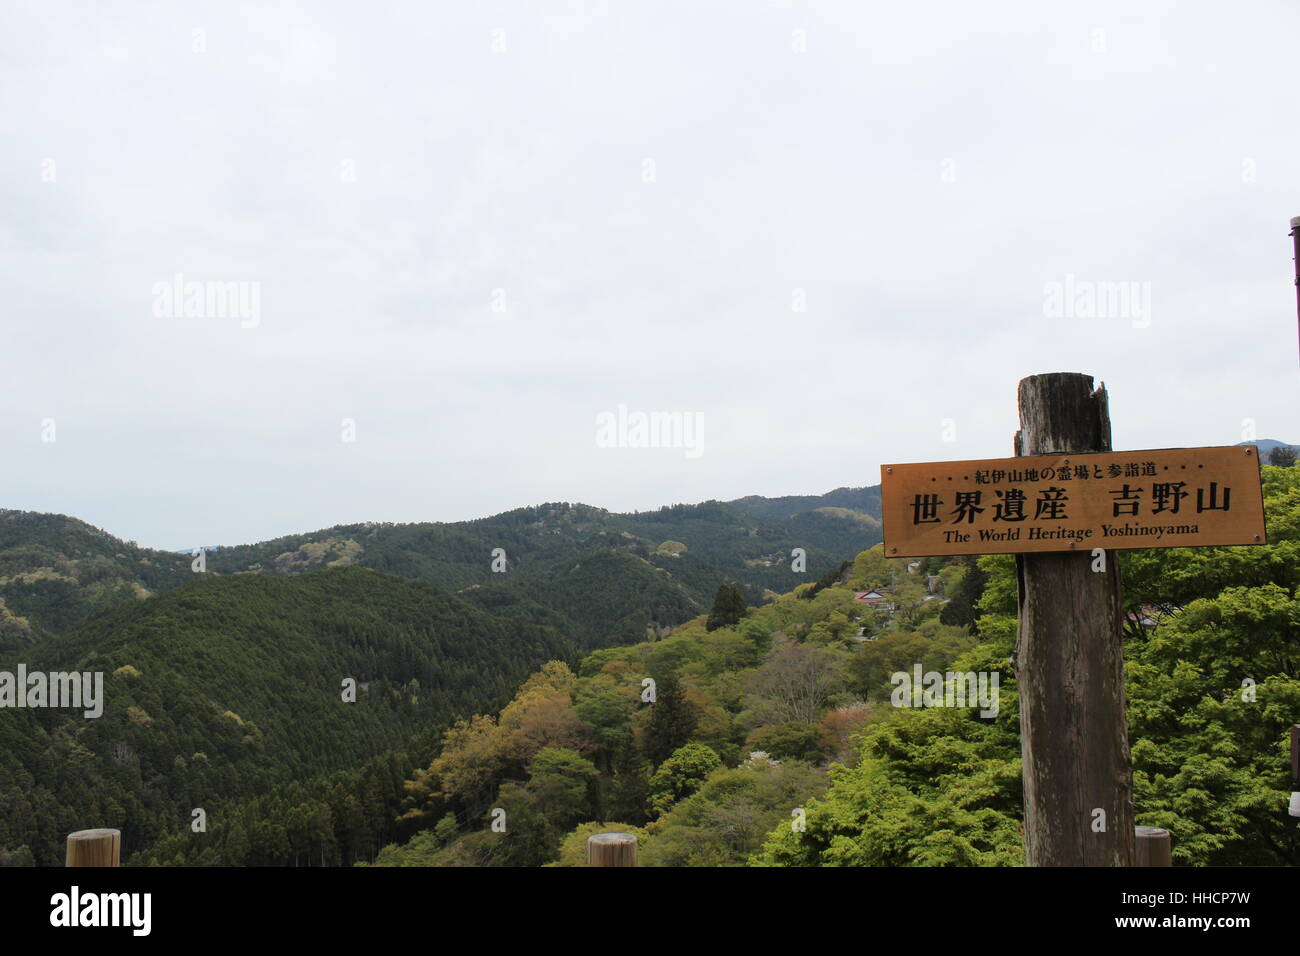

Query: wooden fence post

[66,828,121,867]
[1134,826,1172,866]
[586,832,637,867]
[1014,373,1136,866]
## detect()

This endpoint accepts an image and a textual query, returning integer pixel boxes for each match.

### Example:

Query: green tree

[1268,445,1296,467]
[939,557,987,629]
[643,761,827,866]
[849,545,893,590]
[527,748,599,832]
[746,721,829,763]
[706,582,747,631]
[433,812,459,847]
[647,743,722,816]
[641,672,699,766]
[607,735,653,825]
[745,641,845,725]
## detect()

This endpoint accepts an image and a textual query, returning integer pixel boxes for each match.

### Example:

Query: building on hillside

[1127,605,1163,629]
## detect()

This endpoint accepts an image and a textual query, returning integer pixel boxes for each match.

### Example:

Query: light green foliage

[936,563,965,597]
[755,701,1023,867]
[849,546,894,590]
[371,829,444,867]
[642,761,828,866]
[758,466,1300,867]
[527,748,600,831]
[573,677,637,759]
[745,721,829,763]
[648,743,722,816]
[886,578,940,630]
[847,621,977,701]
[433,812,458,847]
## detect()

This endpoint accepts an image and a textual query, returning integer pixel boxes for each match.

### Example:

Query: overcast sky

[2,1,1297,550]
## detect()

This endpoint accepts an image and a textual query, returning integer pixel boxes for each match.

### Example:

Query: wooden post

[66,829,121,867]
[1134,826,1172,866]
[1014,373,1135,866]
[1290,727,1300,817]
[586,832,637,867]
[1290,216,1300,363]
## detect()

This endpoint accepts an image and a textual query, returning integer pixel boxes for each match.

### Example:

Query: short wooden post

[1134,826,1172,866]
[66,828,121,867]
[1014,373,1135,866]
[586,832,637,867]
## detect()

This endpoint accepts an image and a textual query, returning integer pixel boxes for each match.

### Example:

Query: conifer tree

[642,673,698,766]
[706,582,747,631]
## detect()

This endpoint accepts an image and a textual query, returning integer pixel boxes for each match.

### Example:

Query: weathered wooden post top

[66,828,121,867]
[586,832,638,867]
[1134,826,1173,867]
[879,372,1268,866]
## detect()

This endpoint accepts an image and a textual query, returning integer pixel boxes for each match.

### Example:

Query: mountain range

[0,488,884,653]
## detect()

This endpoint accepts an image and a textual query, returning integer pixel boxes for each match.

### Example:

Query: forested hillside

[203,499,880,649]
[358,466,1298,867]
[0,567,570,866]
[357,545,975,866]
[0,511,190,650]
[0,491,884,650]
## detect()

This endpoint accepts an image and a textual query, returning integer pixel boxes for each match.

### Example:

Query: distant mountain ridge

[1236,438,1297,459]
[726,486,882,521]
[0,486,884,648]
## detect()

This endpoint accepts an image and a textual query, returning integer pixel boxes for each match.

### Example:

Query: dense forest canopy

[0,568,570,865]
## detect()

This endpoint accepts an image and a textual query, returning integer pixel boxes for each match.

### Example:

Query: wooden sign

[880,445,1267,557]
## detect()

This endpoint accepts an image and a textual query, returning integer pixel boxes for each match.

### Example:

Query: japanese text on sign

[880,446,1267,557]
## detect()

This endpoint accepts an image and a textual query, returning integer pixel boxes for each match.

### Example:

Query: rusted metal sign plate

[880,445,1267,557]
